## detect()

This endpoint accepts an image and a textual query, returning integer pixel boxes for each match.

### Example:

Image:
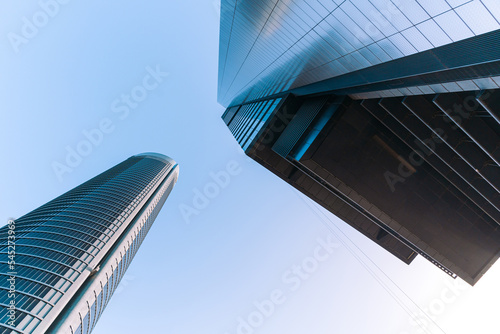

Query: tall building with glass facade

[218,0,500,285]
[0,153,179,334]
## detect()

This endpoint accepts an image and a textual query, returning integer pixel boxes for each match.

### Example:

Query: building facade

[0,153,179,333]
[218,0,500,285]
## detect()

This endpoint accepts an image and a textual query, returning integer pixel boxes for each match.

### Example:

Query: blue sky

[1,1,499,333]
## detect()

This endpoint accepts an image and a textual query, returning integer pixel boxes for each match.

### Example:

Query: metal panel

[272,96,328,158]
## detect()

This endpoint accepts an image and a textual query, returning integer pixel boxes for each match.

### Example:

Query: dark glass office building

[0,153,179,333]
[218,0,500,285]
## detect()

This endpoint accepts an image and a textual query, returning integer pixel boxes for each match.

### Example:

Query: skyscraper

[0,153,179,334]
[218,0,500,285]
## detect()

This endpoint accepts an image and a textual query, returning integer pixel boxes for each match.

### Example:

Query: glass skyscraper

[218,0,500,106]
[218,0,500,285]
[0,153,179,334]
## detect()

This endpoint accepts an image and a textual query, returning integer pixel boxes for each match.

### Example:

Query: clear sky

[0,1,499,333]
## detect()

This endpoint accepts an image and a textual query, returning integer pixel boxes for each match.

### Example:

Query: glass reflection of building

[0,153,178,334]
[218,0,500,285]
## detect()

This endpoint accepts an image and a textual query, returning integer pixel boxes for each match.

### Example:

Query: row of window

[227,98,282,151]
[0,156,172,332]
[219,0,500,106]
[71,175,174,334]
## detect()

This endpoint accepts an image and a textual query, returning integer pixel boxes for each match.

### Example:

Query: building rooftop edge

[133,152,177,165]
